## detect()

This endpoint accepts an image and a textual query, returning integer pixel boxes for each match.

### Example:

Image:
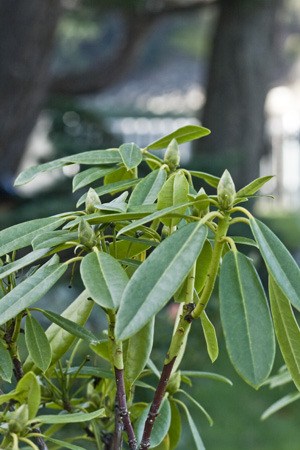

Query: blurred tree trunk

[0,0,60,196]
[195,0,282,187]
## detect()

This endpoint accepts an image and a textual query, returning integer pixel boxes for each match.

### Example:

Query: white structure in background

[260,86,300,211]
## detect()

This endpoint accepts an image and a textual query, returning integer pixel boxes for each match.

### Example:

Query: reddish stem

[139,357,176,450]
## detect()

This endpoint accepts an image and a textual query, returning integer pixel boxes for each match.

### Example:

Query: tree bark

[195,0,282,187]
[0,0,61,193]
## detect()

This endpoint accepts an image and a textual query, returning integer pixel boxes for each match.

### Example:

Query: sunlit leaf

[72,166,117,192]
[119,142,143,169]
[115,222,207,340]
[219,251,275,388]
[236,175,273,198]
[157,171,189,228]
[128,168,167,208]
[147,125,210,151]
[200,310,219,363]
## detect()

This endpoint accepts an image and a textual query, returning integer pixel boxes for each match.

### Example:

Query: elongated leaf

[169,400,181,450]
[32,231,78,250]
[231,236,258,248]
[109,240,152,260]
[0,263,67,326]
[117,201,194,237]
[125,318,155,384]
[41,309,99,344]
[94,191,128,213]
[175,399,205,450]
[80,251,128,309]
[157,171,189,228]
[147,125,210,151]
[236,175,273,198]
[90,340,110,362]
[261,391,300,420]
[189,171,220,188]
[0,249,49,280]
[0,340,13,382]
[0,217,65,257]
[66,366,113,379]
[32,408,105,424]
[115,222,207,340]
[119,142,143,169]
[44,437,87,450]
[23,291,94,373]
[128,168,167,208]
[250,218,300,311]
[136,398,171,448]
[72,166,117,192]
[178,389,213,426]
[16,372,41,419]
[219,251,275,388]
[76,178,139,207]
[269,277,300,391]
[180,371,232,385]
[200,310,219,363]
[15,149,121,186]
[25,315,52,372]
[104,165,135,184]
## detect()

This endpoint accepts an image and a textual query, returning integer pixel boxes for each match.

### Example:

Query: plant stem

[192,213,230,319]
[139,358,176,450]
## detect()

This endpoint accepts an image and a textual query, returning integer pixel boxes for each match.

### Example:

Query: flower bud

[217,170,236,210]
[164,139,180,171]
[85,188,100,214]
[78,219,96,249]
[167,371,181,395]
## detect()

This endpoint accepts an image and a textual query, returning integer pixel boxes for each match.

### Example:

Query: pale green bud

[217,170,236,210]
[167,371,181,395]
[85,188,100,214]
[164,138,180,171]
[78,219,96,249]
[8,404,29,433]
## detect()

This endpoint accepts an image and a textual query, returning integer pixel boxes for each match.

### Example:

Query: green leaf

[32,231,78,250]
[189,171,220,188]
[23,291,94,372]
[15,149,121,186]
[157,171,189,228]
[236,175,273,198]
[230,236,258,248]
[72,166,118,192]
[180,371,232,385]
[115,222,207,340]
[109,239,152,260]
[147,125,210,151]
[16,372,41,419]
[44,437,87,450]
[219,251,275,388]
[136,398,171,448]
[119,142,143,169]
[125,318,155,385]
[0,263,67,326]
[41,309,99,344]
[178,389,213,426]
[80,251,128,309]
[269,277,300,391]
[94,191,128,213]
[175,399,205,450]
[0,217,66,257]
[90,340,110,362]
[200,310,219,363]
[76,178,139,207]
[31,408,105,424]
[66,366,113,379]
[25,315,52,372]
[250,218,300,311]
[0,340,13,382]
[128,168,167,208]
[169,400,182,450]
[0,249,49,280]
[261,391,300,420]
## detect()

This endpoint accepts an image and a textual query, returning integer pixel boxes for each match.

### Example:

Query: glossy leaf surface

[119,142,143,169]
[25,315,52,372]
[219,251,275,387]
[269,277,300,391]
[115,222,207,340]
[81,251,128,309]
[250,218,300,311]
[157,171,189,227]
[0,263,67,326]
[147,125,210,150]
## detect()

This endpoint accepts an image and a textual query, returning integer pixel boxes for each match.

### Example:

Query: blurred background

[0,0,300,448]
